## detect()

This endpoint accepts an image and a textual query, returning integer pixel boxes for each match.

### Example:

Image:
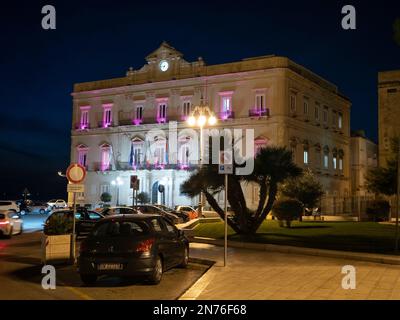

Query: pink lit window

[255,94,265,111]
[101,146,111,171]
[103,105,112,127]
[77,145,88,168]
[221,96,231,113]
[157,103,167,123]
[80,108,89,129]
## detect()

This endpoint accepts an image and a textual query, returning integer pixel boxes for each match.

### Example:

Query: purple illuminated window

[157,103,167,123]
[102,104,113,128]
[80,107,90,129]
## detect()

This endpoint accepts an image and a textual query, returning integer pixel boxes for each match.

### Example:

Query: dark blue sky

[0,0,399,199]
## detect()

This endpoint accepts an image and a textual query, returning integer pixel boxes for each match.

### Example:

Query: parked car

[134,205,182,224]
[101,206,141,217]
[0,200,20,213]
[43,208,104,237]
[19,200,48,215]
[78,214,189,285]
[47,199,68,211]
[154,204,190,223]
[0,209,23,238]
[174,205,200,220]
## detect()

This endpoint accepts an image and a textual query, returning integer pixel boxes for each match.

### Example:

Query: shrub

[366,200,391,222]
[137,192,150,204]
[44,214,73,235]
[272,199,303,228]
[100,192,112,203]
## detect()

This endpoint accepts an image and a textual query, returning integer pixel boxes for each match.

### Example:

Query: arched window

[338,149,344,171]
[130,137,144,168]
[100,143,111,171]
[76,144,88,168]
[178,136,191,168]
[332,148,338,170]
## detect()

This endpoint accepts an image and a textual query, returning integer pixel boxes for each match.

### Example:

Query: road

[0,214,209,300]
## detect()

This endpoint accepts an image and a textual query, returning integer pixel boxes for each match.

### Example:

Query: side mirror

[12,215,20,219]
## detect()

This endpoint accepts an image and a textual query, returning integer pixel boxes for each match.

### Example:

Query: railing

[248,108,270,117]
[218,111,235,120]
[74,123,90,130]
[92,162,113,172]
[116,161,197,171]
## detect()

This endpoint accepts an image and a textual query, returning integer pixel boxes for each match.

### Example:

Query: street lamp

[111,177,123,206]
[187,100,217,217]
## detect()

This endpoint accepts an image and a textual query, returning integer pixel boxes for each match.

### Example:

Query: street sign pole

[70,190,76,263]
[224,174,228,267]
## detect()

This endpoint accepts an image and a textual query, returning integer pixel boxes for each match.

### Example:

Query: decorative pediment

[145,41,183,62]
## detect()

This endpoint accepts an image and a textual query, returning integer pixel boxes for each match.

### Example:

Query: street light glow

[197,115,207,127]
[187,116,196,126]
[208,116,217,126]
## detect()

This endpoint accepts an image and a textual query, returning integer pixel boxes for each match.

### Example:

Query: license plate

[97,263,124,271]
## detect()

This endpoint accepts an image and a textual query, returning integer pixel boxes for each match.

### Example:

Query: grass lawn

[194,220,400,254]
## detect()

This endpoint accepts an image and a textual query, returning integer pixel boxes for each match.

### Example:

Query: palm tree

[180,146,302,235]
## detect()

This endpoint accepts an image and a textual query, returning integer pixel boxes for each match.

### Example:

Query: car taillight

[0,221,9,225]
[135,239,155,253]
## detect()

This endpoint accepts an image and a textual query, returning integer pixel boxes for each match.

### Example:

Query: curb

[191,237,400,266]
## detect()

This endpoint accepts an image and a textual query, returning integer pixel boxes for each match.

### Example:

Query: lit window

[333,156,337,170]
[77,146,88,168]
[255,93,265,111]
[324,154,329,168]
[182,101,191,117]
[338,112,343,129]
[157,103,167,123]
[135,105,143,121]
[179,144,190,166]
[103,104,112,127]
[339,157,343,171]
[80,108,89,129]
[130,139,144,167]
[303,149,309,164]
[221,96,232,113]
[100,145,111,171]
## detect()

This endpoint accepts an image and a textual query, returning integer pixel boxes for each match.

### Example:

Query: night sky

[1,0,399,200]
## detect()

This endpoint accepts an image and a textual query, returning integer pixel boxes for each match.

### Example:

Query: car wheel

[179,246,189,268]
[148,255,163,285]
[6,227,13,239]
[80,274,97,285]
[40,209,45,214]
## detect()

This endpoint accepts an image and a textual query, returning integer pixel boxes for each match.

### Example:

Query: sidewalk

[181,243,400,300]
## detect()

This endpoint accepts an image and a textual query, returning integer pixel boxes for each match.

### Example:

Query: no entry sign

[66,163,86,184]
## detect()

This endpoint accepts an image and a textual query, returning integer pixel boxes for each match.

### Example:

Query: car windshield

[91,220,149,237]
[49,199,56,203]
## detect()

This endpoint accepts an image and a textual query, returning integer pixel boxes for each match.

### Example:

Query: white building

[70,42,351,208]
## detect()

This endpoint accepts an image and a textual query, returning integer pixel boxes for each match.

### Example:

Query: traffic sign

[130,175,139,190]
[67,184,85,193]
[66,163,86,184]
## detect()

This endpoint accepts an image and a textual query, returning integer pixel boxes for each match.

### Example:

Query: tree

[100,192,112,203]
[180,146,302,235]
[279,168,324,220]
[137,192,150,204]
[366,137,399,196]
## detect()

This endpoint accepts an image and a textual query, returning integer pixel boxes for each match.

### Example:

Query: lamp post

[187,100,217,217]
[111,177,123,206]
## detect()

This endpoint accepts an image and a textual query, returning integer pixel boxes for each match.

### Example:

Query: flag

[129,143,134,167]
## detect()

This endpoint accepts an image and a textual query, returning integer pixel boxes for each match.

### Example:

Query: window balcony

[74,123,90,130]
[92,162,113,172]
[218,111,235,120]
[115,161,197,171]
[248,108,270,117]
[97,121,114,128]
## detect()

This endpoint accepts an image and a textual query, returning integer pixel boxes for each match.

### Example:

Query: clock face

[159,60,169,72]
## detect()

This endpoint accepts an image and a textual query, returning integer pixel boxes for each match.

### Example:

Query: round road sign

[66,163,86,184]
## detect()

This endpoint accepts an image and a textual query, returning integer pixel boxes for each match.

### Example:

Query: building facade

[350,131,378,196]
[378,70,400,166]
[70,42,351,208]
